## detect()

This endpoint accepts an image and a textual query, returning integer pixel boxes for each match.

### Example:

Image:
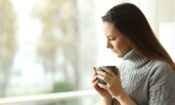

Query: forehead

[103,22,115,30]
[103,22,121,36]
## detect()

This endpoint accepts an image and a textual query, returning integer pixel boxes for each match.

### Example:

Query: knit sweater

[112,49,175,105]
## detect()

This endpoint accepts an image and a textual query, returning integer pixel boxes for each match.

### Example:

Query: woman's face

[103,22,132,58]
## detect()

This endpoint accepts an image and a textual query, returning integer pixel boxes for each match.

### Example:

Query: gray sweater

[112,50,175,105]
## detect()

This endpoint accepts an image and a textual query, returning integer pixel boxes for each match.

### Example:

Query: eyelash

[108,37,116,41]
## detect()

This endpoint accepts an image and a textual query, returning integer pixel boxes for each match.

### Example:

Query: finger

[96,70,114,84]
[97,74,111,84]
[91,75,98,83]
[93,79,98,86]
[98,83,108,89]
[96,70,106,76]
[93,80,99,89]
[101,66,114,76]
[92,67,97,76]
[93,66,96,71]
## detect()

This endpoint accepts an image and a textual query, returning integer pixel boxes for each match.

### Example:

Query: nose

[106,40,112,49]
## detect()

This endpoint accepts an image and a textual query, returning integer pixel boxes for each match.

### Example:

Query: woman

[92,3,175,105]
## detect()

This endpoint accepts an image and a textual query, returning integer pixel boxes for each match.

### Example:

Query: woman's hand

[92,66,137,105]
[91,67,112,100]
[96,66,124,98]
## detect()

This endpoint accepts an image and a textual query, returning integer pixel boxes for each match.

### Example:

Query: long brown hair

[102,3,175,70]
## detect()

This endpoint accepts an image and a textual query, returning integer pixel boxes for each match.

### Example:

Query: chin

[117,55,123,58]
[116,53,123,58]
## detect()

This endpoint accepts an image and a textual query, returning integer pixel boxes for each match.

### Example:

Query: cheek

[114,37,130,50]
[115,38,124,48]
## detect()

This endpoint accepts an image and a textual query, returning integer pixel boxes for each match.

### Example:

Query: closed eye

[107,36,116,41]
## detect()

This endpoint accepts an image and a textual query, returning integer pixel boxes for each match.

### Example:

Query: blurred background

[0,0,175,105]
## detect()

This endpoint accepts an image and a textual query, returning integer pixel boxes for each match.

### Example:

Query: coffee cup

[95,66,118,85]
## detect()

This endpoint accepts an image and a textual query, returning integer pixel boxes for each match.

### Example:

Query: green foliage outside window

[47,80,80,105]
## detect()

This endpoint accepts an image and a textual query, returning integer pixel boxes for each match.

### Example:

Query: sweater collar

[122,49,149,68]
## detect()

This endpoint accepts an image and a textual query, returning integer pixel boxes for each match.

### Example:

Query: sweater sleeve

[149,62,175,105]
